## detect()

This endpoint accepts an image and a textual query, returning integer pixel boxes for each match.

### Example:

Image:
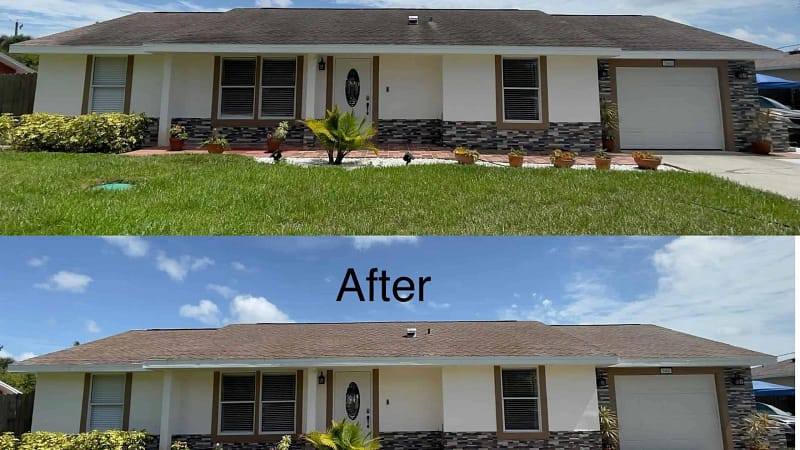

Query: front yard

[2,152,799,234]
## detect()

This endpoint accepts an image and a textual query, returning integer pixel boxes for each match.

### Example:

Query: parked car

[759,96,800,146]
[756,402,795,446]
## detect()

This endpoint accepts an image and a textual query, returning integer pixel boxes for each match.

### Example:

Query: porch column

[159,371,173,450]
[305,369,318,432]
[157,54,173,146]
[304,54,317,119]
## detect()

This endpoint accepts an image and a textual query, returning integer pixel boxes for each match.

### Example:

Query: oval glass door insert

[345,382,360,419]
[345,69,360,108]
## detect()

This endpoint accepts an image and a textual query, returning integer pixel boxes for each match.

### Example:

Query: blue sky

[0,0,798,50]
[0,236,794,362]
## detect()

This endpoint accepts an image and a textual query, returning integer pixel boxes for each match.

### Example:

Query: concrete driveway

[662,152,800,200]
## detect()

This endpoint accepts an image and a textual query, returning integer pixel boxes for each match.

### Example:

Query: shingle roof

[15,8,773,53]
[16,321,770,367]
[751,358,795,379]
[756,53,800,71]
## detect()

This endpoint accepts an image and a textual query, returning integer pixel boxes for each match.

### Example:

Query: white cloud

[351,236,419,250]
[207,283,238,299]
[498,293,560,324]
[0,348,36,361]
[229,295,294,324]
[255,0,293,6]
[179,299,222,325]
[34,270,92,293]
[85,320,101,333]
[723,27,797,47]
[231,261,257,273]
[101,236,150,258]
[27,256,49,267]
[156,253,214,281]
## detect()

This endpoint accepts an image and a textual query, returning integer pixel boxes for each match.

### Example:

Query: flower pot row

[166,121,291,154]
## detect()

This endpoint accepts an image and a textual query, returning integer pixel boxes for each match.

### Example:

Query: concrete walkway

[662,152,800,200]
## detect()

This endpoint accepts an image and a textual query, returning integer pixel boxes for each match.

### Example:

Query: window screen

[88,374,125,431]
[501,368,540,431]
[90,57,127,113]
[502,58,540,122]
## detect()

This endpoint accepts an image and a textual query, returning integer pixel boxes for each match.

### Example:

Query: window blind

[220,374,256,433]
[90,57,127,113]
[261,59,296,118]
[502,58,540,122]
[220,58,256,118]
[501,369,540,431]
[261,373,296,433]
[88,374,125,431]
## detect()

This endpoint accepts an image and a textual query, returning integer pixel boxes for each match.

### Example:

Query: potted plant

[743,412,771,450]
[631,151,662,170]
[267,120,290,153]
[598,406,619,450]
[600,100,619,151]
[453,147,479,165]
[550,149,576,168]
[201,129,229,154]
[508,148,526,167]
[751,110,773,155]
[595,149,612,170]
[168,124,189,151]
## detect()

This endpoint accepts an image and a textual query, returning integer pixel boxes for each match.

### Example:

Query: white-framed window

[219,58,257,119]
[219,373,257,434]
[260,373,297,434]
[501,368,541,432]
[501,57,541,122]
[260,58,297,119]
[88,374,125,431]
[89,56,128,113]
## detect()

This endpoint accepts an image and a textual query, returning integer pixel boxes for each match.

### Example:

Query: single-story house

[0,52,34,74]
[752,358,795,387]
[757,51,800,109]
[11,321,775,450]
[10,9,783,152]
[0,379,22,395]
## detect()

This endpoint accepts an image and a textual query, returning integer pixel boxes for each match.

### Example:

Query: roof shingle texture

[16,8,772,52]
[18,321,770,366]
[751,359,795,379]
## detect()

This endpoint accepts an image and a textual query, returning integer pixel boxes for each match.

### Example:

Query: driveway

[663,152,800,200]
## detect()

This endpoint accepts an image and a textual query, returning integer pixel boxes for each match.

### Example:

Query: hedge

[0,430,150,450]
[7,113,150,153]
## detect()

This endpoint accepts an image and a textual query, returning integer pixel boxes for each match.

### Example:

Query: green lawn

[2,152,799,235]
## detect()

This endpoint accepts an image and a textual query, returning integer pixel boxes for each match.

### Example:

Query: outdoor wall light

[318,371,326,385]
[318,57,326,71]
[731,373,745,386]
[596,372,608,388]
[734,69,749,80]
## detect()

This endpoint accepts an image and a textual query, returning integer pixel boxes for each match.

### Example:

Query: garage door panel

[615,374,723,450]
[617,67,724,150]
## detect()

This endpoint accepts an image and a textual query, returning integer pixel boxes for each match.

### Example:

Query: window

[220,58,257,118]
[261,59,296,119]
[501,368,540,431]
[218,372,297,435]
[501,58,540,122]
[89,57,128,113]
[88,374,125,431]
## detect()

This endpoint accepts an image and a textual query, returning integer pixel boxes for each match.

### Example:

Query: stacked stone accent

[443,431,601,450]
[597,60,612,100]
[594,369,610,409]
[380,431,444,449]
[144,117,159,147]
[376,119,443,145]
[160,435,306,450]
[442,121,601,152]
[170,118,305,145]
[727,61,761,152]
[768,120,790,152]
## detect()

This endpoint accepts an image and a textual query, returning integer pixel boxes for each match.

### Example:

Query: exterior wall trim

[372,368,380,437]
[325,56,333,111]
[79,373,91,432]
[495,55,549,131]
[325,369,333,426]
[493,365,549,440]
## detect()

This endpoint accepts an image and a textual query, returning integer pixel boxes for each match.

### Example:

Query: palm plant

[743,412,772,450]
[305,419,381,450]
[302,106,378,165]
[598,406,619,450]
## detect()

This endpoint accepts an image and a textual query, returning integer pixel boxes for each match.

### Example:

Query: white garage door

[615,374,724,450]
[617,67,724,150]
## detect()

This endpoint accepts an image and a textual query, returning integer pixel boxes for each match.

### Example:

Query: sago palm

[302,106,378,165]
[305,419,381,450]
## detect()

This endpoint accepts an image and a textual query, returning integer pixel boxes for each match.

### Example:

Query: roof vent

[408,15,419,25]
[406,327,417,337]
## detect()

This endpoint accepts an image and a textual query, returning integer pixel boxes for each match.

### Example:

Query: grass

[1,152,800,235]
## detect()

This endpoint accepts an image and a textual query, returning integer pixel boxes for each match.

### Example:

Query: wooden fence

[0,393,34,435]
[0,73,36,115]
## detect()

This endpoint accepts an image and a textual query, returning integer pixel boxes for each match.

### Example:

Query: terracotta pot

[206,143,225,154]
[455,153,476,165]
[634,157,661,170]
[552,158,575,169]
[169,138,184,151]
[266,138,282,153]
[595,157,612,170]
[751,141,772,155]
[508,154,524,167]
[602,138,615,151]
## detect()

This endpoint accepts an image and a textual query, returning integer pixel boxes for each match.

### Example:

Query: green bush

[0,114,14,145]
[5,430,149,450]
[0,432,19,450]
[9,113,150,153]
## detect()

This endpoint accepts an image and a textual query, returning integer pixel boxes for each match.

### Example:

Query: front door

[333,58,372,122]
[333,371,372,433]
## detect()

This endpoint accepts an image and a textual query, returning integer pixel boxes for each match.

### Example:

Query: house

[0,52,34,74]
[0,379,22,395]
[10,9,782,152]
[752,358,795,387]
[11,321,774,450]
[756,51,800,109]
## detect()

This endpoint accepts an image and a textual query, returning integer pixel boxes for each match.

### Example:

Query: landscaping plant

[306,419,380,450]
[0,113,14,146]
[9,113,149,153]
[750,110,773,154]
[200,129,230,154]
[508,148,526,167]
[453,146,480,165]
[169,124,189,151]
[0,432,18,450]
[170,441,190,450]
[594,149,612,170]
[267,120,290,152]
[549,149,576,168]
[3,430,150,450]
[302,106,378,165]
[598,406,619,450]
[600,100,618,150]
[631,151,662,170]
[743,412,772,450]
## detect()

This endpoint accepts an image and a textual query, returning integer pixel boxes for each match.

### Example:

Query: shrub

[18,431,71,450]
[0,432,19,450]
[9,113,150,153]
[6,430,150,450]
[0,114,15,145]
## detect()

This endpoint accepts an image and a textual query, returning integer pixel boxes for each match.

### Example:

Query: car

[759,96,800,146]
[756,402,795,445]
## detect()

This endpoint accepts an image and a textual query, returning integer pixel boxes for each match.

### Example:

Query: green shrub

[0,114,14,145]
[9,113,149,153]
[0,432,19,450]
[6,430,150,450]
[18,431,71,450]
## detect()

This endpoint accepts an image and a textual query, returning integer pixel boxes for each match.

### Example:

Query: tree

[0,34,38,70]
[0,345,36,393]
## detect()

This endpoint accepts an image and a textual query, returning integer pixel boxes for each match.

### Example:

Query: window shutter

[92,57,127,86]
[261,59,296,118]
[261,374,296,433]
[502,369,540,431]
[89,405,124,431]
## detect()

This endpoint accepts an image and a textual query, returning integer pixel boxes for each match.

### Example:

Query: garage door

[617,67,724,150]
[615,374,724,450]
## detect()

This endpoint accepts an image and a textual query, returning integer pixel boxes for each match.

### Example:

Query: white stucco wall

[31,373,85,433]
[129,371,163,434]
[441,55,496,122]
[546,56,601,123]
[171,370,214,435]
[33,54,87,115]
[169,54,215,118]
[129,54,163,117]
[441,366,496,432]
[544,365,600,431]
[379,366,443,431]
[379,55,442,120]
